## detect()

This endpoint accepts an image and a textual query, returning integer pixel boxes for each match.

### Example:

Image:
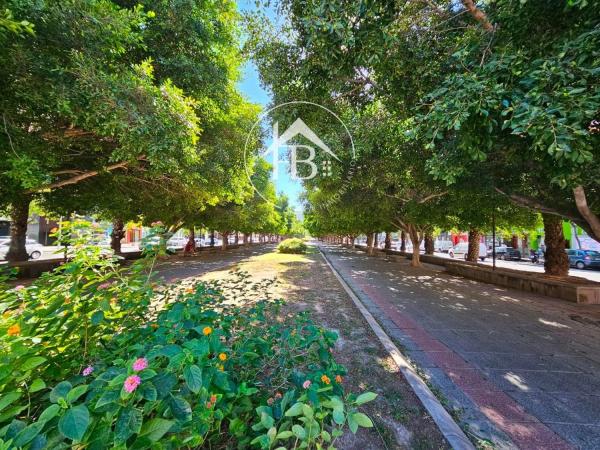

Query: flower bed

[0,222,374,448]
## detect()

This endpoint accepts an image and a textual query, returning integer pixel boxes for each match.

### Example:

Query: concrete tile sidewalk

[322,245,600,449]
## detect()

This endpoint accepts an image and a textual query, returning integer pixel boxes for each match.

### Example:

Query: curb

[319,248,475,450]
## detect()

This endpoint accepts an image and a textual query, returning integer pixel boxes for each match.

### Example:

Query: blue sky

[236,0,304,214]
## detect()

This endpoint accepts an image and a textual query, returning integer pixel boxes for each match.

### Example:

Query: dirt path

[181,246,448,450]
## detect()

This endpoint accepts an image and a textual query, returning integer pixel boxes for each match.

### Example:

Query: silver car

[0,238,43,260]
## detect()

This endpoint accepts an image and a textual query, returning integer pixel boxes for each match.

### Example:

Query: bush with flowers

[0,221,375,448]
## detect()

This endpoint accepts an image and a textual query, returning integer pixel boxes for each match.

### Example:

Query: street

[433,251,600,283]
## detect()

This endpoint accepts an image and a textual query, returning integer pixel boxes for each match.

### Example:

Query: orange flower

[7,324,21,336]
[50,227,58,233]
[320,374,331,385]
[335,375,343,383]
[210,394,217,403]
[203,326,212,336]
[150,323,159,329]
[185,287,194,294]
[218,353,227,361]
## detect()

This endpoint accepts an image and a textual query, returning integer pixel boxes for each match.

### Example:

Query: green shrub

[0,222,374,449]
[277,238,307,254]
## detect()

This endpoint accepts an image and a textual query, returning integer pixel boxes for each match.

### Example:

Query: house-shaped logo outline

[266,118,340,162]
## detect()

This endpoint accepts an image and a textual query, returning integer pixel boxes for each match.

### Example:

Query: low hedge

[277,238,307,254]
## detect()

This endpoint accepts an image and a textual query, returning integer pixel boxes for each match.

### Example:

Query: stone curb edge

[319,248,475,450]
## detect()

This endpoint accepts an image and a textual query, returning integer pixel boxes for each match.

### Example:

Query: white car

[435,239,454,252]
[166,236,188,250]
[0,238,43,260]
[448,242,487,261]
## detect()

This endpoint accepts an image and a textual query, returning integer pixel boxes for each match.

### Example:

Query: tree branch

[27,155,146,193]
[573,186,600,241]
[461,0,494,32]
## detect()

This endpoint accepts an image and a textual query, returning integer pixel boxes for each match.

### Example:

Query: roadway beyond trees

[321,244,600,449]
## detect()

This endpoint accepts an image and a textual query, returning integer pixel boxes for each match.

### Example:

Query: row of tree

[250,0,599,275]
[0,0,300,261]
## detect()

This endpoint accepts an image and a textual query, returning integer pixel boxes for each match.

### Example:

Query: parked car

[567,249,600,270]
[166,236,187,251]
[0,238,43,260]
[448,242,487,261]
[435,239,453,253]
[494,246,521,261]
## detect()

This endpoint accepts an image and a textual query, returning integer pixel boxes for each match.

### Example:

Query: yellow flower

[218,365,224,371]
[2,311,11,319]
[7,324,21,336]
[218,353,227,361]
[320,374,331,385]
[185,287,194,294]
[335,375,343,383]
[203,326,212,336]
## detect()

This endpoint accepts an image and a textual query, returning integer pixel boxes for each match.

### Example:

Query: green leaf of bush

[58,405,90,441]
[352,412,373,428]
[140,418,174,442]
[355,392,377,405]
[0,392,21,412]
[49,381,72,403]
[285,402,304,417]
[21,356,46,372]
[292,424,306,439]
[183,365,202,393]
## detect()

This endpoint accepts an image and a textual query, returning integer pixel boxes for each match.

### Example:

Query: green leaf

[58,405,90,441]
[13,422,44,447]
[21,357,46,372]
[292,424,306,439]
[183,365,202,394]
[355,392,377,405]
[285,402,304,417]
[352,412,373,428]
[140,383,157,401]
[38,404,60,423]
[91,310,104,325]
[30,378,46,393]
[0,392,22,412]
[115,407,142,443]
[332,409,345,425]
[302,404,314,419]
[276,430,294,439]
[49,381,72,403]
[170,396,192,422]
[139,418,173,442]
[66,385,88,404]
[95,389,120,409]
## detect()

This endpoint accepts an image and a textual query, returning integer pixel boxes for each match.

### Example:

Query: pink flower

[132,357,148,372]
[151,221,163,227]
[82,366,94,376]
[124,375,141,393]
[14,285,25,291]
[302,380,312,389]
[267,397,274,405]
[98,282,111,290]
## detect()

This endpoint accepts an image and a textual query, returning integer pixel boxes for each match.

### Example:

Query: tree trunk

[384,232,392,250]
[234,232,239,245]
[522,233,529,257]
[407,225,422,267]
[400,231,406,252]
[110,218,125,254]
[542,214,569,276]
[210,231,215,247]
[243,233,249,245]
[6,196,31,262]
[466,229,480,262]
[424,231,434,255]
[221,232,228,250]
[511,234,518,249]
[185,228,196,254]
[373,233,379,249]
[366,233,374,256]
